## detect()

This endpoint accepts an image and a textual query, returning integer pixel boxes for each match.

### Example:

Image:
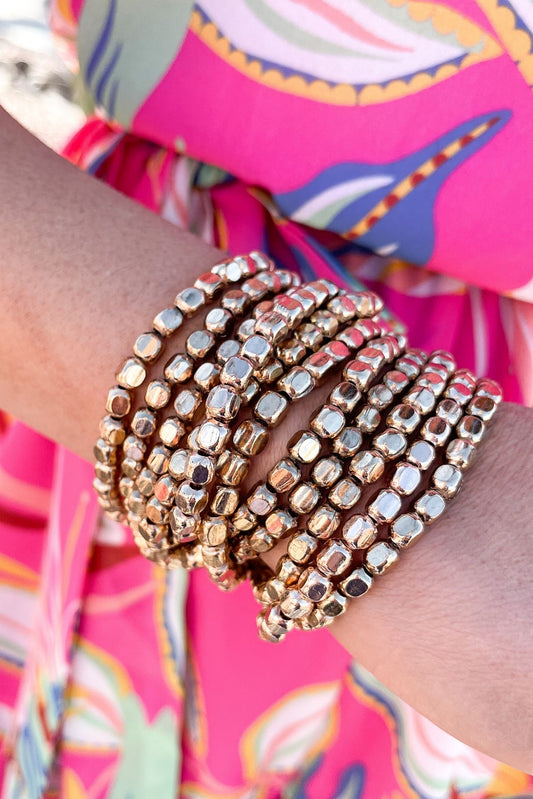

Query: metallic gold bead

[247,527,273,554]
[137,467,156,496]
[417,370,446,396]
[303,350,336,383]
[343,359,374,391]
[288,430,321,464]
[373,428,407,459]
[121,457,142,479]
[415,490,446,523]
[297,607,332,630]
[196,420,231,455]
[298,567,332,603]
[305,280,331,306]
[253,300,273,318]
[95,462,114,483]
[164,353,193,384]
[186,329,215,360]
[333,427,363,458]
[336,326,365,352]
[277,366,315,400]
[255,312,290,344]
[278,337,307,366]
[453,367,477,389]
[406,386,436,415]
[390,513,425,548]
[174,388,202,422]
[205,307,233,335]
[94,437,117,465]
[311,309,339,337]
[220,355,254,389]
[396,355,422,379]
[211,485,240,516]
[153,306,183,336]
[257,607,293,643]
[383,369,410,394]
[159,417,185,448]
[146,496,170,524]
[138,517,168,546]
[445,381,473,406]
[354,318,382,340]
[257,578,285,604]
[206,385,241,421]
[277,556,301,586]
[131,409,156,439]
[317,540,352,577]
[248,483,277,516]
[355,405,381,434]
[329,478,361,510]
[194,270,224,298]
[446,437,477,469]
[185,453,215,486]
[221,289,250,316]
[202,544,228,571]
[232,504,257,532]
[274,295,305,327]
[133,331,162,363]
[212,257,245,282]
[217,451,249,486]
[93,476,118,501]
[216,339,241,365]
[126,488,146,515]
[476,377,503,404]
[391,462,421,496]
[288,531,318,563]
[358,346,385,371]
[407,439,436,470]
[240,335,272,370]
[368,488,402,523]
[339,568,373,599]
[287,287,316,316]
[233,419,268,456]
[145,379,171,410]
[153,475,177,506]
[327,294,357,323]
[371,336,400,361]
[298,323,323,350]
[99,415,126,445]
[368,384,394,409]
[312,456,343,488]
[429,350,456,373]
[310,404,345,439]
[436,398,462,425]
[280,589,314,620]
[242,379,260,405]
[118,475,134,498]
[432,463,463,498]
[265,509,297,538]
[256,359,284,384]
[242,276,269,302]
[308,504,340,538]
[176,481,209,515]
[323,340,351,364]
[349,450,385,483]
[365,541,399,575]
[116,357,146,389]
[199,516,228,546]
[168,448,187,480]
[468,395,497,422]
[174,286,205,315]
[421,416,452,447]
[289,482,320,514]
[123,434,146,461]
[318,590,348,619]
[457,415,485,444]
[342,514,378,550]
[236,318,257,342]
[268,458,301,493]
[105,386,131,418]
[194,361,221,392]
[330,381,361,413]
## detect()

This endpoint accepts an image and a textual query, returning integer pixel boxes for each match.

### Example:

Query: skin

[1,108,533,772]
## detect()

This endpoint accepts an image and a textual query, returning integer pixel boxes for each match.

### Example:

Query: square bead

[355,405,381,434]
[349,450,385,483]
[205,307,233,335]
[339,568,373,599]
[232,504,257,532]
[280,589,313,620]
[194,362,221,392]
[368,489,402,523]
[268,458,301,493]
[302,350,335,383]
[414,490,446,523]
[358,346,385,370]
[196,420,231,454]
[298,568,332,603]
[407,439,436,470]
[364,541,399,575]
[278,338,307,366]
[233,419,269,455]
[436,398,462,425]
[265,509,297,538]
[106,386,131,418]
[194,271,224,298]
[159,417,185,448]
[318,591,347,619]
[216,339,241,365]
[445,382,474,406]
[174,286,205,315]
[342,514,378,550]
[237,318,257,342]
[457,415,485,444]
[308,504,340,538]
[274,295,305,326]
[311,310,338,336]
[476,378,503,404]
[391,462,421,496]
[217,451,249,486]
[288,430,321,464]
[317,540,352,577]
[312,457,343,488]
[390,513,425,548]
[254,391,288,427]
[206,385,241,421]
[248,484,277,516]
[221,289,251,316]
[422,417,452,446]
[130,409,156,439]
[186,329,215,359]
[256,359,284,384]
[211,485,240,516]
[185,453,215,485]
[333,427,362,458]
[288,482,320,514]
[446,438,476,469]
[329,478,361,510]
[336,326,364,352]
[368,384,394,409]
[343,360,374,391]
[145,379,171,410]
[174,388,202,421]
[330,381,361,413]
[133,331,162,362]
[164,354,193,384]
[176,482,209,515]
[288,533,318,564]
[383,370,409,394]
[310,404,346,438]
[168,449,187,480]
[432,463,462,498]
[278,367,315,400]
[220,355,254,389]
[298,323,323,350]
[117,357,146,389]
[374,427,407,459]
[153,306,183,336]
[255,312,290,344]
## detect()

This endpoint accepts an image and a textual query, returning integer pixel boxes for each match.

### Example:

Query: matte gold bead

[248,484,277,516]
[288,481,321,515]
[390,513,425,548]
[446,437,476,469]
[343,359,374,391]
[105,386,131,418]
[342,514,378,549]
[307,504,340,538]
[317,540,352,577]
[159,417,185,448]
[349,450,385,483]
[329,478,361,510]
[186,329,215,359]
[232,504,257,532]
[153,306,183,336]
[355,405,381,434]
[169,508,200,543]
[255,313,289,345]
[211,485,240,516]
[194,270,224,298]
[298,567,332,603]
[287,532,318,564]
[268,458,301,493]
[133,331,162,362]
[414,490,446,523]
[206,385,241,421]
[220,355,254,389]
[277,366,315,400]
[194,361,221,392]
[421,416,452,447]
[216,339,241,365]
[288,430,321,464]
[365,541,399,575]
[391,462,421,496]
[318,590,348,619]
[436,398,462,425]
[303,350,336,383]
[407,439,436,470]
[131,409,156,439]
[176,481,209,515]
[117,357,146,389]
[199,516,228,546]
[99,415,126,445]
[233,419,269,456]
[205,307,233,335]
[174,388,202,421]
[168,449,187,480]
[387,403,421,434]
[368,489,402,523]
[217,451,249,486]
[265,509,297,538]
[310,404,346,438]
[312,457,343,488]
[432,463,463,498]
[383,369,410,394]
[153,475,177,506]
[476,378,503,404]
[164,353,193,384]
[277,555,301,586]
[145,379,171,410]
[339,568,373,599]
[468,395,497,422]
[146,496,170,524]
[333,427,363,458]
[174,286,205,315]
[457,415,485,444]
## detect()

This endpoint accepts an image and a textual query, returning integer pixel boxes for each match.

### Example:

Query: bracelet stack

[93,252,502,640]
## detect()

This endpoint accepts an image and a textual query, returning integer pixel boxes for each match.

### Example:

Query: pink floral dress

[1,1,533,796]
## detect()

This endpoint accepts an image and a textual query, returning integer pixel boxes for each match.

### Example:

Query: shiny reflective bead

[169,507,199,543]
[265,509,297,538]
[274,295,305,326]
[164,353,193,384]
[248,484,277,516]
[173,388,201,422]
[298,568,332,603]
[432,463,463,498]
[105,386,131,418]
[255,312,289,344]
[452,367,477,389]
[355,405,381,434]
[429,350,456,373]
[407,439,436,470]
[138,518,167,546]
[280,589,314,620]
[212,257,246,282]
[249,527,274,554]
[349,450,385,483]
[258,606,293,643]
[221,355,254,389]
[333,427,363,458]
[194,271,224,298]
[289,482,320,514]
[153,306,183,336]
[415,490,446,523]
[254,391,288,427]
[232,504,257,532]
[436,398,462,425]
[391,462,421,496]
[476,378,503,404]
[368,383,394,409]
[390,513,425,548]
[174,286,205,315]
[253,300,273,318]
[95,462,114,483]
[317,540,352,577]
[420,417,451,447]
[202,544,229,571]
[206,385,241,421]
[396,355,422,379]
[221,288,250,316]
[176,481,209,515]
[372,336,400,361]
[241,277,269,302]
[302,350,335,383]
[312,456,343,488]
[123,435,146,461]
[205,307,233,336]
[365,541,399,575]
[117,357,146,389]
[373,429,407,459]
[287,287,317,316]
[468,395,497,422]
[242,379,260,405]
[211,485,240,516]
[298,323,323,350]
[194,361,220,392]
[327,294,357,323]
[358,347,385,371]
[137,467,156,496]
[457,415,485,444]
[131,409,156,439]
[445,381,473,406]
[311,309,339,336]
[287,533,318,564]
[268,458,301,493]
[336,326,364,353]
[146,496,170,524]
[342,514,378,550]
[387,403,421,434]
[305,280,331,306]
[121,457,142,479]
[143,380,170,412]
[406,386,436,414]
[153,475,178,506]
[186,329,215,359]
[94,438,117,465]
[159,417,185,448]
[185,453,215,486]
[323,340,351,364]
[330,382,361,413]
[133,331,162,362]
[233,419,269,456]
[308,504,340,538]
[216,339,241,365]
[257,578,285,605]
[339,568,373,599]
[352,290,383,317]
[256,359,284,384]
[277,555,302,586]
[99,415,126,445]
[288,430,321,464]
[446,437,476,469]
[329,478,361,510]
[167,448,187,480]
[196,420,231,454]
[217,451,249,486]
[384,369,410,394]
[311,404,345,438]
[318,591,347,619]
[278,337,307,366]
[199,516,228,546]
[126,488,146,515]
[278,366,315,400]
[344,359,374,391]
[368,489,402,523]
